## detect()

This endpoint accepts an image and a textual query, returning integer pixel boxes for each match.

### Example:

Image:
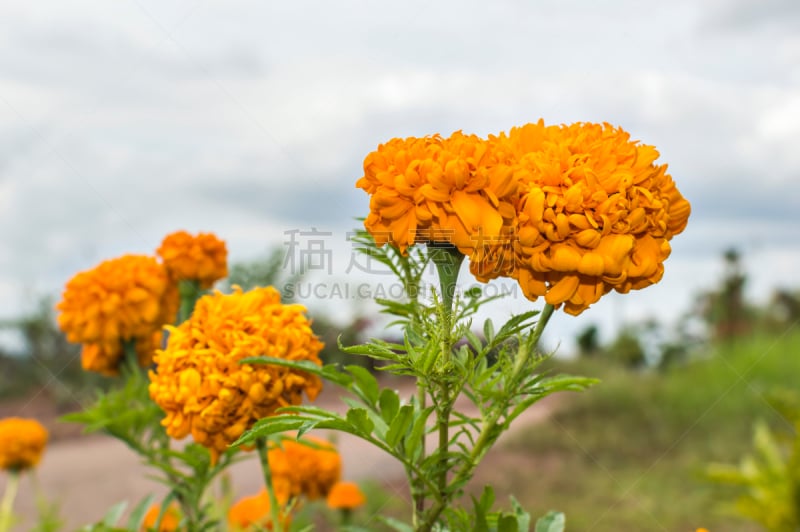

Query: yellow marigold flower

[0,418,48,471]
[357,131,519,268]
[141,503,181,531]
[268,436,342,500]
[57,254,171,347]
[149,287,324,462]
[157,230,228,288]
[227,488,290,530]
[326,481,366,510]
[80,331,163,377]
[504,121,691,315]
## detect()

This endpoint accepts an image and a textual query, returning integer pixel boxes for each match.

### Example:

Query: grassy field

[477,328,800,531]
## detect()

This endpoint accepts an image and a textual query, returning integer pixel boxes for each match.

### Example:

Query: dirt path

[2,380,558,531]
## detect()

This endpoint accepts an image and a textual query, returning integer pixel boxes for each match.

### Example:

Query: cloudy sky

[1,0,798,350]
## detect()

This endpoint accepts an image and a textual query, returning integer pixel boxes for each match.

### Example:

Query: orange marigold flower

[141,503,181,531]
[157,230,228,288]
[148,287,324,462]
[80,331,162,377]
[0,418,48,471]
[227,488,290,530]
[57,255,173,373]
[326,481,366,510]
[268,436,342,500]
[357,131,519,269]
[503,120,691,315]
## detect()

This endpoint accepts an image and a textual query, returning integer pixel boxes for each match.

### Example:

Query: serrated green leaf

[346,408,374,436]
[386,405,414,448]
[379,388,401,423]
[346,365,380,406]
[483,319,495,343]
[510,496,531,531]
[497,515,518,532]
[535,511,565,532]
[239,357,351,387]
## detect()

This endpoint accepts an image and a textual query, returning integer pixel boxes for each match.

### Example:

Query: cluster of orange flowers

[357,120,691,314]
[148,288,324,462]
[56,231,227,375]
[0,417,48,472]
[226,437,364,530]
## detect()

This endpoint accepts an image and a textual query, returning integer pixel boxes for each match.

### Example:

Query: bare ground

[1,378,558,531]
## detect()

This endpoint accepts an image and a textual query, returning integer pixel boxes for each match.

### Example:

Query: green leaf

[126,494,155,529]
[379,388,401,423]
[510,496,531,531]
[535,511,565,532]
[497,515,519,532]
[385,405,414,448]
[101,502,127,526]
[483,319,495,343]
[239,357,351,387]
[346,365,380,406]
[377,516,414,532]
[346,408,375,436]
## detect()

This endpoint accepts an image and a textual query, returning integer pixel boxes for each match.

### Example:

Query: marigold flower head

[57,254,174,372]
[502,121,691,315]
[141,503,181,531]
[227,488,290,530]
[157,230,228,288]
[268,436,342,500]
[326,481,366,510]
[0,417,48,471]
[357,131,519,270]
[148,287,324,462]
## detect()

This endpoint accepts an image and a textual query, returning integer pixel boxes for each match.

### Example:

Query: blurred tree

[575,324,600,358]
[697,247,752,341]
[222,247,305,300]
[0,297,99,403]
[608,326,647,369]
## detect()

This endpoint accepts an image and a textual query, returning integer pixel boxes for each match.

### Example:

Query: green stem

[427,244,464,524]
[0,471,20,532]
[178,280,202,324]
[413,381,426,524]
[256,438,284,532]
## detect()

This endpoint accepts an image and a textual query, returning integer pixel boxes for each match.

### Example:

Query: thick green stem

[429,245,464,324]
[256,438,284,532]
[427,244,464,524]
[413,381,426,523]
[0,471,20,532]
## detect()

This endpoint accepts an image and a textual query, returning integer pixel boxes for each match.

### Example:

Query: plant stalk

[256,438,284,532]
[0,471,20,532]
[428,244,464,526]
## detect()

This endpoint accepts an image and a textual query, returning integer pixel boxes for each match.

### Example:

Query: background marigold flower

[148,287,324,462]
[57,254,172,372]
[503,120,691,315]
[357,131,519,270]
[80,331,162,377]
[141,503,181,531]
[326,481,366,510]
[268,436,342,500]
[227,488,290,530]
[157,230,228,288]
[0,417,48,471]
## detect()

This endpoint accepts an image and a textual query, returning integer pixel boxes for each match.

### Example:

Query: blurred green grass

[485,328,800,531]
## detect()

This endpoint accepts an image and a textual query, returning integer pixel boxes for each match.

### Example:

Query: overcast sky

[1,0,798,350]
